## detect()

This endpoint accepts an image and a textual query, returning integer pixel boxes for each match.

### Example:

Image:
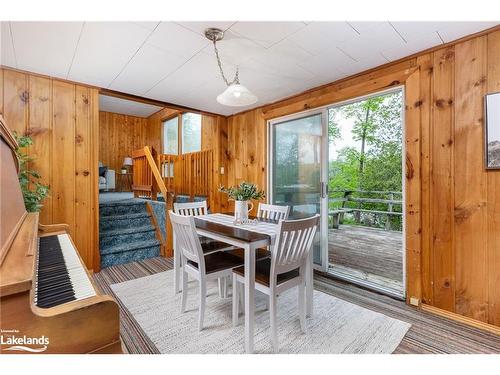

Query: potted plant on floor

[219,182,265,222]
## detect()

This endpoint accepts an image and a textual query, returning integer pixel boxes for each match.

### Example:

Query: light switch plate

[220,166,225,175]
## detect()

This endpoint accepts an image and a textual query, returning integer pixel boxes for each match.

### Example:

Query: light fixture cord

[212,39,239,86]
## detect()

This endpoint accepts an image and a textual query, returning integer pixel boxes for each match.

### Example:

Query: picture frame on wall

[485,92,500,169]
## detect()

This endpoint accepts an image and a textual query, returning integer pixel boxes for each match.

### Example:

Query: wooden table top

[193,214,279,243]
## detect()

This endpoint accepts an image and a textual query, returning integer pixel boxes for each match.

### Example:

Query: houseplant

[219,182,265,221]
[13,132,50,212]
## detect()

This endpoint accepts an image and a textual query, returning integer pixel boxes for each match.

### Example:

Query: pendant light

[205,28,258,107]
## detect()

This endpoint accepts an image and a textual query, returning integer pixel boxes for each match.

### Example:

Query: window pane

[162,117,178,154]
[182,113,201,153]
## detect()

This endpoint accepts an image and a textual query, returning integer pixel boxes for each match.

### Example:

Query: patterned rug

[110,270,411,354]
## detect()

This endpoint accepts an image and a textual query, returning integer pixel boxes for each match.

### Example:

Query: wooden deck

[328,224,404,296]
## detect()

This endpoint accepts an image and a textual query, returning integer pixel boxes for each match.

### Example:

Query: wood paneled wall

[224,29,500,328]
[99,111,147,190]
[0,67,99,271]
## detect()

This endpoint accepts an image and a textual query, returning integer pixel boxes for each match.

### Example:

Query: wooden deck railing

[158,149,213,202]
[329,189,403,230]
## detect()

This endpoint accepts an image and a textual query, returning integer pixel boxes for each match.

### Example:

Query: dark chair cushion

[99,166,108,177]
[233,258,299,287]
[187,250,244,274]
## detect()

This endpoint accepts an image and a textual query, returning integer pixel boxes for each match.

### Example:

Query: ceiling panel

[288,22,359,55]
[9,21,83,78]
[1,22,17,68]
[176,21,235,36]
[230,21,307,48]
[109,42,187,95]
[68,22,152,88]
[4,21,499,116]
[99,94,163,117]
[147,22,209,58]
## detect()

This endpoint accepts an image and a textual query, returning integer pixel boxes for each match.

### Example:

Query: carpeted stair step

[100,212,152,231]
[100,225,157,249]
[100,239,161,269]
[99,199,146,216]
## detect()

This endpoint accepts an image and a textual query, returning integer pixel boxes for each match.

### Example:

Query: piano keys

[0,115,122,354]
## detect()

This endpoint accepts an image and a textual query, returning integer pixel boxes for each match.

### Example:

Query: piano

[0,115,122,354]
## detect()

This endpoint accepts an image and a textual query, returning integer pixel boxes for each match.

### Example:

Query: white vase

[234,200,254,221]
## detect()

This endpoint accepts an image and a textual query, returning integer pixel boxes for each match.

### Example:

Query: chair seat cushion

[187,250,244,274]
[233,258,299,287]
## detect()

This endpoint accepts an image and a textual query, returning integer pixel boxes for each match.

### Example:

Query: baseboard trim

[421,304,500,336]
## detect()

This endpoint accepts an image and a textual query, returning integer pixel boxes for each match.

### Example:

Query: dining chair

[169,211,245,331]
[173,200,235,296]
[256,203,290,221]
[232,214,319,353]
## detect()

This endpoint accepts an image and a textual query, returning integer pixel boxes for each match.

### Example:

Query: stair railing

[132,146,174,256]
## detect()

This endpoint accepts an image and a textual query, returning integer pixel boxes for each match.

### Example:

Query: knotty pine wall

[0,67,99,271]
[224,28,500,328]
[99,111,147,190]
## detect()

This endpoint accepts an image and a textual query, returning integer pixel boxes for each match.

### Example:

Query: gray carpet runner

[99,199,161,268]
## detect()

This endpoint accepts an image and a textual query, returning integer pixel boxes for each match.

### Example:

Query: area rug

[110,270,410,354]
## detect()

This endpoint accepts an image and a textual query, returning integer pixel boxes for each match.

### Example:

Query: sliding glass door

[269,111,328,269]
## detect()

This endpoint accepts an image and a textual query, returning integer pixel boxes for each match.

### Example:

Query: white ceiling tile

[68,22,152,88]
[437,22,499,43]
[382,32,443,61]
[347,21,385,34]
[288,22,359,55]
[337,22,405,61]
[147,22,209,58]
[1,22,17,68]
[99,95,163,117]
[230,21,307,48]
[133,22,160,31]
[109,42,187,95]
[201,29,266,66]
[390,21,446,42]
[10,21,83,79]
[176,21,235,36]
[298,47,355,78]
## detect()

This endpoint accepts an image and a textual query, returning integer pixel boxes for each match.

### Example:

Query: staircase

[99,199,161,268]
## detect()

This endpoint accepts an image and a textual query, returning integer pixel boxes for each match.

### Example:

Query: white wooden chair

[173,200,234,295]
[169,211,244,331]
[232,214,319,352]
[257,203,290,221]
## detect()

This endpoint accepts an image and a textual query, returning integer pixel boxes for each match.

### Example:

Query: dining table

[188,212,314,354]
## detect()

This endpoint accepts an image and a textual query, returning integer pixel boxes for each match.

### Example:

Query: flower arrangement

[13,132,50,212]
[218,181,265,201]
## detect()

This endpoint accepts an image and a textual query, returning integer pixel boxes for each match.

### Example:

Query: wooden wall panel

[430,47,455,312]
[52,80,76,236]
[487,30,500,327]
[98,111,147,190]
[1,67,99,271]
[454,36,489,322]
[27,75,53,224]
[145,107,179,152]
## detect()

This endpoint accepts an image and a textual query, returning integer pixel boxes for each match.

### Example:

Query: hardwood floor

[94,256,500,354]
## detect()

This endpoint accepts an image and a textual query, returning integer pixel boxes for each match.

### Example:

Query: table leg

[244,244,255,354]
[306,249,313,318]
[173,234,181,294]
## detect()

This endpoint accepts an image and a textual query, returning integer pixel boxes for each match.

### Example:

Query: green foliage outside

[13,132,50,213]
[328,90,403,230]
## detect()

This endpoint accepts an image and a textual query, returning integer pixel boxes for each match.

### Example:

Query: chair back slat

[257,203,290,221]
[271,215,319,277]
[169,211,205,269]
[174,200,208,217]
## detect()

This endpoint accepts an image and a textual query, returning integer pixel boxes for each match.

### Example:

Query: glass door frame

[267,108,330,272]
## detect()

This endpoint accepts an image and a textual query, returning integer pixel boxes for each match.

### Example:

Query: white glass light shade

[216,83,258,107]
[123,157,133,166]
